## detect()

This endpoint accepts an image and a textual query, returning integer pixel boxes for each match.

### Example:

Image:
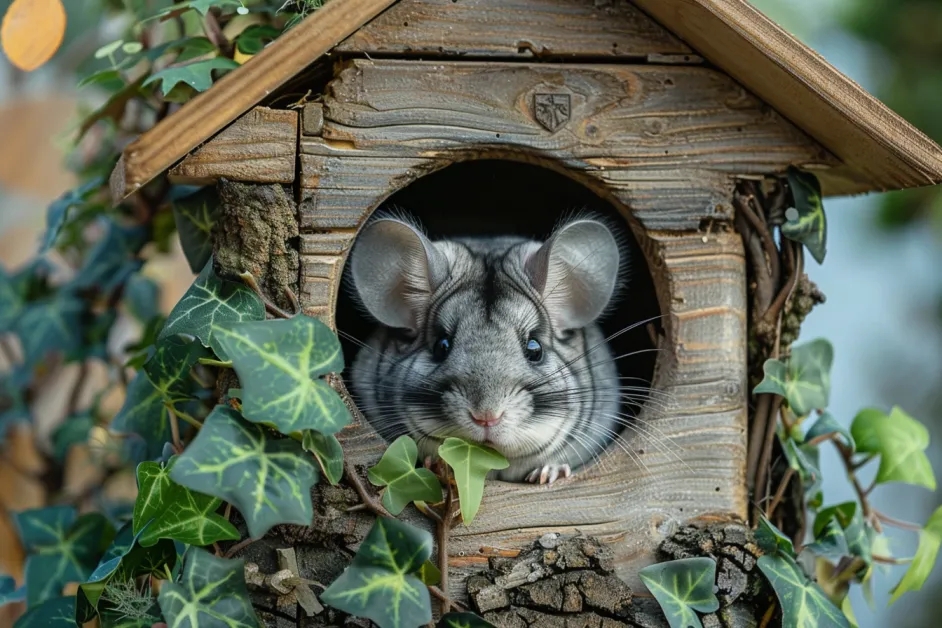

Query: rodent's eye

[525,337,543,363]
[432,336,451,362]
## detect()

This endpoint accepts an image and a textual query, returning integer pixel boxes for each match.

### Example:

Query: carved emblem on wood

[534,93,571,131]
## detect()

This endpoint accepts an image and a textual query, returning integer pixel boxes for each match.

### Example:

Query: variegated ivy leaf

[638,557,719,628]
[13,596,77,627]
[322,517,433,628]
[368,435,443,515]
[158,548,260,628]
[170,405,319,538]
[14,506,114,606]
[806,516,850,561]
[417,560,441,587]
[804,411,854,451]
[755,515,794,556]
[133,458,239,547]
[76,521,176,623]
[438,438,509,525]
[159,258,265,359]
[889,505,942,604]
[145,58,240,98]
[14,293,85,368]
[754,338,833,416]
[814,502,872,566]
[0,575,25,606]
[302,430,344,485]
[850,406,935,490]
[213,315,352,436]
[173,187,220,273]
[438,612,496,628]
[783,166,827,264]
[71,220,148,293]
[757,553,849,627]
[41,177,104,253]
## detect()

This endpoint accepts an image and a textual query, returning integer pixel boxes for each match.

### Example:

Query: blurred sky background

[1,0,941,626]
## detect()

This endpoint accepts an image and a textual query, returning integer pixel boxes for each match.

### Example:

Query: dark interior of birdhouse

[334,159,662,463]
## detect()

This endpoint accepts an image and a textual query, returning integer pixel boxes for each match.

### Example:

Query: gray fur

[346,214,624,482]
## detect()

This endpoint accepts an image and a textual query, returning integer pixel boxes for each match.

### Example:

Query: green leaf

[850,406,935,490]
[213,315,352,435]
[416,560,441,587]
[756,515,795,556]
[14,294,85,367]
[368,435,443,515]
[638,557,719,628]
[52,412,96,462]
[170,405,318,538]
[806,517,850,561]
[159,259,265,360]
[235,24,281,55]
[782,438,820,487]
[172,188,220,273]
[889,505,942,604]
[71,221,148,293]
[437,438,509,525]
[783,166,827,264]
[144,58,240,96]
[754,339,833,415]
[0,575,25,605]
[12,596,77,628]
[134,459,240,547]
[125,274,161,323]
[302,430,344,485]
[14,507,114,606]
[158,548,260,628]
[321,517,433,628]
[438,612,496,628]
[41,177,103,253]
[758,553,848,627]
[0,266,24,332]
[804,411,854,451]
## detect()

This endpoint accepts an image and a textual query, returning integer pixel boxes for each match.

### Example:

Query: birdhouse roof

[109,0,942,202]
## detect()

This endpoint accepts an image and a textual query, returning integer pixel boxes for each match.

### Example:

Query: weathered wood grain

[631,0,942,196]
[168,107,297,185]
[336,0,692,59]
[318,229,747,595]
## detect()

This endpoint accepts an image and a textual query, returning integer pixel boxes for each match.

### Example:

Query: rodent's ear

[350,218,449,331]
[525,219,620,329]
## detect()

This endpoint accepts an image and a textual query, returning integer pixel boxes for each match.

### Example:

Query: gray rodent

[345,212,627,484]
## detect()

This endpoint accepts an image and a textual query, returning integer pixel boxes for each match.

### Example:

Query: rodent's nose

[470,410,504,427]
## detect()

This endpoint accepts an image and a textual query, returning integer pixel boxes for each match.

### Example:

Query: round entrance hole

[334,159,662,480]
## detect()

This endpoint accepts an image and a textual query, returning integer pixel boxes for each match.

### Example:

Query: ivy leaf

[213,315,352,435]
[804,411,854,451]
[754,339,833,415]
[14,293,85,368]
[158,548,260,628]
[756,515,795,556]
[159,259,265,360]
[52,412,95,462]
[14,506,114,606]
[438,438,509,525]
[302,430,344,485]
[143,336,209,403]
[783,166,827,264]
[782,438,820,488]
[12,596,77,628]
[850,406,935,490]
[1,370,31,438]
[0,575,25,605]
[638,557,718,628]
[134,459,240,547]
[144,58,240,96]
[438,612,495,628]
[0,266,24,332]
[806,517,850,561]
[125,274,161,323]
[757,553,849,627]
[41,177,103,253]
[172,188,219,273]
[417,560,441,587]
[368,435,443,515]
[235,24,280,55]
[889,505,942,604]
[71,221,148,293]
[170,405,318,538]
[321,517,433,628]
[813,502,871,566]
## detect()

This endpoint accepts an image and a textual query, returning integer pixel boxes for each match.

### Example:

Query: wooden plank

[630,0,942,196]
[325,229,747,595]
[336,0,692,59]
[315,60,833,175]
[168,107,297,186]
[108,0,396,202]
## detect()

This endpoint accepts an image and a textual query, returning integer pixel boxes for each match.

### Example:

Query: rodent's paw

[525,464,572,485]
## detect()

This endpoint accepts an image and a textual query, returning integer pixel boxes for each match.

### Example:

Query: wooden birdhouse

[109,0,942,604]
